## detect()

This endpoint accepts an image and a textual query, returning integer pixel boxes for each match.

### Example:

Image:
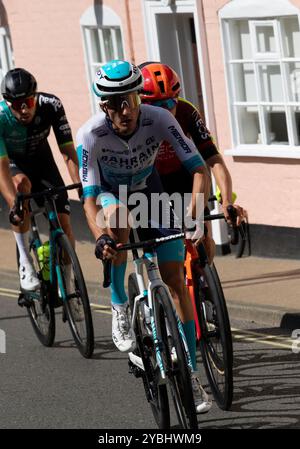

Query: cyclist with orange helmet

[139,62,245,260]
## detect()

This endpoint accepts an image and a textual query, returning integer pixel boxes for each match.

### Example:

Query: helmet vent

[158,81,165,94]
[172,82,180,92]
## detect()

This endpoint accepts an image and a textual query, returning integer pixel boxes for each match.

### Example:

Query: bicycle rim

[57,235,94,358]
[128,274,170,429]
[196,264,233,410]
[17,244,55,347]
[154,287,198,429]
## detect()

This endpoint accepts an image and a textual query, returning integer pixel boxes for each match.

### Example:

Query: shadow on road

[198,329,300,429]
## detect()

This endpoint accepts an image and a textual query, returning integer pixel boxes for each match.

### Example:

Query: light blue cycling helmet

[92,60,143,99]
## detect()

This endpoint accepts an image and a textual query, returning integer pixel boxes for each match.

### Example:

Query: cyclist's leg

[100,193,135,352]
[10,162,40,291]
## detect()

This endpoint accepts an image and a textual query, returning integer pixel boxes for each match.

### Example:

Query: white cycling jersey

[76,104,205,199]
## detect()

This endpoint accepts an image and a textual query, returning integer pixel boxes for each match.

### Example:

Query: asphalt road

[1,272,300,430]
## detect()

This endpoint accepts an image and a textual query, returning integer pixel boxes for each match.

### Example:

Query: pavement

[1,227,300,329]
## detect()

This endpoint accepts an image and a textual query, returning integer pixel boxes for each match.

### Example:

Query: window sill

[224,146,300,159]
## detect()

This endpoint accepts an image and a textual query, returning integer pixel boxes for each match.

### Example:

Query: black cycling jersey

[0,92,73,162]
[0,92,73,214]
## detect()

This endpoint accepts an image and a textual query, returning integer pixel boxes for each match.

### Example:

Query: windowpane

[115,28,124,59]
[258,64,284,102]
[229,20,252,59]
[293,106,300,145]
[264,106,288,144]
[232,63,257,102]
[88,28,102,62]
[256,25,276,53]
[103,29,114,60]
[281,17,300,58]
[286,62,300,102]
[236,106,260,144]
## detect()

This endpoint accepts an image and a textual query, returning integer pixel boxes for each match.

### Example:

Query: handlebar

[101,206,245,288]
[14,182,82,217]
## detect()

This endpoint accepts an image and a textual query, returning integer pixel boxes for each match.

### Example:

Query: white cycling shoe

[19,263,40,291]
[112,303,136,352]
[191,372,212,414]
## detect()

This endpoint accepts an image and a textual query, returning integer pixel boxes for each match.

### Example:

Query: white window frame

[80,5,125,113]
[220,0,300,158]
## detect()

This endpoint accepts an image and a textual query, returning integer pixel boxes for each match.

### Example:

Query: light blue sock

[183,320,197,372]
[110,262,128,305]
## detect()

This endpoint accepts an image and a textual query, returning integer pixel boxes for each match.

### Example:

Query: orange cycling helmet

[139,62,181,101]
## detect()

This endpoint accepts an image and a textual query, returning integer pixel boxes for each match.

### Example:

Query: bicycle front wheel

[56,234,94,358]
[128,274,170,429]
[154,287,198,430]
[195,263,233,410]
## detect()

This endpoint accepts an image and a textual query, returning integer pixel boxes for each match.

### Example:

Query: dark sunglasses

[145,98,178,110]
[8,96,36,112]
[101,92,141,112]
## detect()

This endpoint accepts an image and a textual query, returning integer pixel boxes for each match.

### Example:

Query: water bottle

[37,241,50,281]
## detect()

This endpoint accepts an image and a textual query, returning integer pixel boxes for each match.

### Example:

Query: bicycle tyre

[153,286,198,429]
[128,274,170,429]
[195,263,233,410]
[56,234,94,358]
[17,244,56,347]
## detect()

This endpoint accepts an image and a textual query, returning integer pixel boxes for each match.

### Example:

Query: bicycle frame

[129,243,194,380]
[184,239,203,341]
[29,197,66,301]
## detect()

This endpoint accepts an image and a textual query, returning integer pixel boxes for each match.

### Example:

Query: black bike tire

[195,263,233,410]
[128,274,170,429]
[153,286,198,429]
[56,234,94,358]
[17,244,56,347]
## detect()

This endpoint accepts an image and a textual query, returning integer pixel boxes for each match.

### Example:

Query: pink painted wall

[202,0,300,227]
[2,0,147,194]
[2,0,300,227]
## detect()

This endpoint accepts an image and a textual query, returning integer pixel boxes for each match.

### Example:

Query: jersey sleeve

[76,128,102,200]
[49,95,74,148]
[157,108,206,174]
[181,99,219,161]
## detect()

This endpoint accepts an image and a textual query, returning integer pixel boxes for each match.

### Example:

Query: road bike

[15,183,94,358]
[103,231,198,429]
[185,205,244,409]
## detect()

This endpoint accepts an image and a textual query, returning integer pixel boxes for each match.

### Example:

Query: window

[81,6,124,113]
[220,0,300,157]
[0,27,13,89]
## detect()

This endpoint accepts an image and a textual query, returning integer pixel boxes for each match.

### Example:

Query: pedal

[128,358,143,378]
[128,352,145,372]
[18,292,33,308]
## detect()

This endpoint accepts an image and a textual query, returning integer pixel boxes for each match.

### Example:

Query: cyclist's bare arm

[206,153,244,225]
[0,156,17,208]
[83,197,118,260]
[59,142,81,186]
[189,165,211,219]
[206,154,233,206]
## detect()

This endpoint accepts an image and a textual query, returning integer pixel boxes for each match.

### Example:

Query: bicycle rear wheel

[128,274,170,429]
[154,287,198,429]
[195,263,233,410]
[17,243,55,347]
[56,234,94,358]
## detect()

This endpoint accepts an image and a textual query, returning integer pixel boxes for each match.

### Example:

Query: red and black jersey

[155,97,218,176]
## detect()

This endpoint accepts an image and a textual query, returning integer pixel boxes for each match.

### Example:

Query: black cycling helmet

[1,68,37,101]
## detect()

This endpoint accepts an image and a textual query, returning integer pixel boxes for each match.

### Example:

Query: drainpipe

[125,0,135,63]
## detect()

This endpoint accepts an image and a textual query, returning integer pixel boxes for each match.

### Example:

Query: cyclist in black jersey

[0,68,81,295]
[139,62,245,262]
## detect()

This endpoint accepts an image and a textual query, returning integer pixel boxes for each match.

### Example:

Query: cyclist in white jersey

[77,59,212,413]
